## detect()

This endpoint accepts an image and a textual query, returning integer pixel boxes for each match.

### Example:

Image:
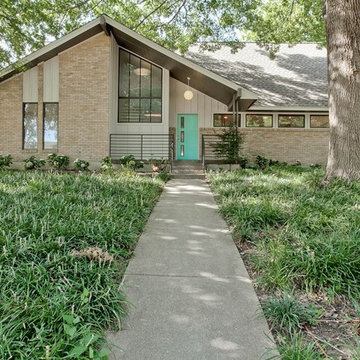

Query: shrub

[0,154,12,169]
[256,155,269,169]
[48,153,69,170]
[155,171,171,182]
[212,125,245,164]
[74,158,90,172]
[101,156,113,174]
[119,155,144,170]
[23,156,46,170]
[238,156,248,169]
[261,294,320,334]
[148,157,167,173]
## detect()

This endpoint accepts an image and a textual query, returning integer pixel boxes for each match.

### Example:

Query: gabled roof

[0,15,257,110]
[186,43,328,110]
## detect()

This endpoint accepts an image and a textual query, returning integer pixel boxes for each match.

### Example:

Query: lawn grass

[0,170,164,359]
[208,165,360,358]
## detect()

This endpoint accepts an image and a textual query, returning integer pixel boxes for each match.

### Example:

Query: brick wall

[200,128,330,165]
[0,33,110,166]
[0,75,23,158]
[59,34,110,162]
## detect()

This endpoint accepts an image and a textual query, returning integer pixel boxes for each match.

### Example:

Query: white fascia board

[104,16,258,101]
[249,105,329,112]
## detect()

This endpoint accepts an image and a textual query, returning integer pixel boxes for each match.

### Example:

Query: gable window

[43,103,58,149]
[118,49,162,123]
[213,114,236,127]
[310,115,329,128]
[23,103,38,149]
[246,114,273,127]
[278,114,305,128]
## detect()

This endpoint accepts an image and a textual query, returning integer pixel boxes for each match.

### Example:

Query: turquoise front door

[177,114,198,160]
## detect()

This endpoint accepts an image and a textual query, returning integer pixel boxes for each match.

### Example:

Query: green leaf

[63,314,75,324]
[98,348,110,359]
[64,324,77,338]
[68,345,87,357]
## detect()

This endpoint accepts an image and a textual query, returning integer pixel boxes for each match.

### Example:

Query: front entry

[177,114,198,160]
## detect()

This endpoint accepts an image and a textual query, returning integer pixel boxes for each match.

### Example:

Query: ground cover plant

[0,170,164,358]
[208,165,360,359]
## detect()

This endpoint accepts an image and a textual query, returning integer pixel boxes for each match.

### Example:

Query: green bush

[119,155,144,170]
[23,155,46,170]
[148,157,167,172]
[0,154,12,169]
[48,153,70,170]
[74,158,90,172]
[256,155,269,169]
[101,156,113,174]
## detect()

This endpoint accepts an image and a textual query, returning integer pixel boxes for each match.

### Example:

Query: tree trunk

[324,0,360,180]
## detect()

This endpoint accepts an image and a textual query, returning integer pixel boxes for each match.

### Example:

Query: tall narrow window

[23,103,38,149]
[118,49,162,123]
[43,103,58,149]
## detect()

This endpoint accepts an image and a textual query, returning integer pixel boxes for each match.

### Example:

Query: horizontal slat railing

[201,134,224,168]
[110,133,175,170]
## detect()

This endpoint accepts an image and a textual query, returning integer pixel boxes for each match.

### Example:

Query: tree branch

[134,0,168,30]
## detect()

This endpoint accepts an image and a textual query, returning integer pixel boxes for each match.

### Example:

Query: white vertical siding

[23,67,38,102]
[169,78,227,128]
[43,57,59,102]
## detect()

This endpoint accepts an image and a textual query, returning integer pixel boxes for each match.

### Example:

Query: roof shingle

[186,43,328,109]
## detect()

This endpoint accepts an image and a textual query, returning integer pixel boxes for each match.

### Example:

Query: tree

[323,0,360,180]
[1,0,360,180]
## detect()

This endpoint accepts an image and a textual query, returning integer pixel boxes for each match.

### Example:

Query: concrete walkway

[108,179,278,360]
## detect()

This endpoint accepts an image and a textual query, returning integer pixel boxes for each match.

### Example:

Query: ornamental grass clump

[0,170,165,358]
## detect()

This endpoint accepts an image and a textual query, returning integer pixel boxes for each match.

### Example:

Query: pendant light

[184,76,194,100]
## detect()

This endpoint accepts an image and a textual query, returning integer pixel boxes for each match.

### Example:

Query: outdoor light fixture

[134,67,151,76]
[184,76,194,100]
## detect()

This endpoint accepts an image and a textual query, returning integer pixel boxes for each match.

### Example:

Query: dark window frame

[245,113,273,128]
[43,102,59,150]
[118,48,163,123]
[278,114,305,128]
[213,113,238,127]
[22,102,38,150]
[310,114,329,129]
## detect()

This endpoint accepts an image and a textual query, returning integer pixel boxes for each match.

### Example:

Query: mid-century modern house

[0,15,329,167]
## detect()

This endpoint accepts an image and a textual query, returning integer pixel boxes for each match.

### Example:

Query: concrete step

[171,173,206,179]
[171,169,204,175]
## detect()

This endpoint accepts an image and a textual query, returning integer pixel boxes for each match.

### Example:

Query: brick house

[0,15,329,167]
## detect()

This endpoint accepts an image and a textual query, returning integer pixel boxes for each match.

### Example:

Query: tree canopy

[0,0,326,71]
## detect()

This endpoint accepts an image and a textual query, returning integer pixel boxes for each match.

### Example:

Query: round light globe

[184,90,194,100]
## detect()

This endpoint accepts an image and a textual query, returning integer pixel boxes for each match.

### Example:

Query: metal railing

[201,134,223,169]
[110,133,175,170]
